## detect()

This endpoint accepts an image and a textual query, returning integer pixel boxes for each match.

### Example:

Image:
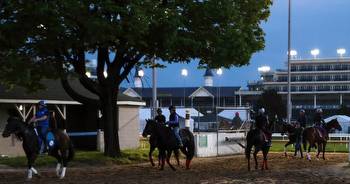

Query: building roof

[123,86,241,98]
[0,79,144,105]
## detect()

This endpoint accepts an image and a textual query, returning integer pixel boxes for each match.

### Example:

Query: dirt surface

[1,153,350,184]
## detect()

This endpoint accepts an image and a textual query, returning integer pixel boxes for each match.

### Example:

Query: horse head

[281,121,292,135]
[2,117,24,138]
[142,119,156,137]
[327,119,342,131]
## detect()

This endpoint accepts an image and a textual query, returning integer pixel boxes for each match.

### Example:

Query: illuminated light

[337,48,346,57]
[138,69,144,77]
[85,72,91,78]
[311,49,320,59]
[258,66,271,73]
[216,68,223,76]
[181,69,188,77]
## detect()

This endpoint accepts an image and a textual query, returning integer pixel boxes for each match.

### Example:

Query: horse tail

[67,141,75,161]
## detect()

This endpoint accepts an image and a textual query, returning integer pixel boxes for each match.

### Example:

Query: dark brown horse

[302,118,341,160]
[142,119,195,170]
[281,122,303,158]
[2,114,74,180]
[245,128,271,171]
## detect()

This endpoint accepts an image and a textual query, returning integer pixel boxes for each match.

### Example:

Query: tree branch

[78,75,102,97]
[61,76,100,107]
[97,47,107,83]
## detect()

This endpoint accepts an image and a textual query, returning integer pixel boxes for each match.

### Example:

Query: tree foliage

[338,103,350,116]
[256,89,286,121]
[0,0,272,157]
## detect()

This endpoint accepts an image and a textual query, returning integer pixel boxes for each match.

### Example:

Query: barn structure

[0,79,145,157]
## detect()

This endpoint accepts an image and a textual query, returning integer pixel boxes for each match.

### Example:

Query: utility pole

[287,0,292,123]
[152,57,157,118]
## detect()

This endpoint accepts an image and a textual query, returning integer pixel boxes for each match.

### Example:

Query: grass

[270,141,349,153]
[0,139,347,167]
[0,147,156,168]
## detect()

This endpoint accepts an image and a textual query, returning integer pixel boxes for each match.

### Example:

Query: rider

[255,108,272,145]
[155,108,166,125]
[168,105,183,148]
[313,108,326,139]
[294,122,303,157]
[297,109,307,128]
[29,100,50,154]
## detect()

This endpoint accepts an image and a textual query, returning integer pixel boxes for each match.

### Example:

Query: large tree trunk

[101,86,121,157]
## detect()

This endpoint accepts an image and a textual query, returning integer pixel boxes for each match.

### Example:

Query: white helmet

[316,108,323,113]
[258,108,265,115]
[300,109,305,113]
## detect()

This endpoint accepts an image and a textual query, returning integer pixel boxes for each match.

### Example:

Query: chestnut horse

[302,118,341,160]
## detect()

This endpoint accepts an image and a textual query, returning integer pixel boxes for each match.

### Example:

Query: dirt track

[0,153,349,184]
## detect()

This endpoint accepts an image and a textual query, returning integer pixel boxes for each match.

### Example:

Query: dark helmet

[157,108,162,113]
[38,100,47,107]
[169,105,175,111]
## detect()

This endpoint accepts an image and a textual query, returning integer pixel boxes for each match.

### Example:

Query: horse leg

[166,150,176,171]
[307,144,312,161]
[159,149,165,170]
[322,142,327,160]
[253,148,259,170]
[149,146,156,167]
[316,143,321,159]
[263,148,268,170]
[25,149,39,180]
[59,150,68,179]
[284,141,291,157]
[51,149,62,176]
[174,149,180,166]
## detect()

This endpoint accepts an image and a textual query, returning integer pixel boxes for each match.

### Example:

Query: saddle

[314,127,326,141]
[46,131,56,149]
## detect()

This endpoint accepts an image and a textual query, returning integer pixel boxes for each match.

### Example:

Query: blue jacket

[168,113,179,127]
[36,108,49,127]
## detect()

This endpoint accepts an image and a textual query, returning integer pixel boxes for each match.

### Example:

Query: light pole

[181,68,188,107]
[216,68,223,107]
[152,57,157,119]
[337,48,346,58]
[287,0,292,124]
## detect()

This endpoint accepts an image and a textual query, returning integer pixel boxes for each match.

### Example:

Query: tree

[257,89,286,123]
[338,103,350,116]
[0,1,272,157]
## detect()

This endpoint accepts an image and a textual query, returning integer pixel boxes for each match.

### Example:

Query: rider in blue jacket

[29,100,49,154]
[168,106,183,147]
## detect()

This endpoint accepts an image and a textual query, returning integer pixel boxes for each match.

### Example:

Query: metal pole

[287,0,292,123]
[152,57,157,119]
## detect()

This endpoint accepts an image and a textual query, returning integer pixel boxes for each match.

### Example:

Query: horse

[2,116,74,180]
[281,122,303,158]
[302,118,342,160]
[245,128,271,171]
[142,119,195,170]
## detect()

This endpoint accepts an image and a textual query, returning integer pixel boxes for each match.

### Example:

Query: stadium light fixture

[337,48,346,58]
[311,49,320,59]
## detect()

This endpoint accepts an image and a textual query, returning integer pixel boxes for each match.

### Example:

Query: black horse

[303,118,341,161]
[245,128,270,171]
[281,122,303,158]
[2,116,74,180]
[142,119,195,170]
